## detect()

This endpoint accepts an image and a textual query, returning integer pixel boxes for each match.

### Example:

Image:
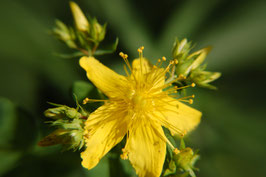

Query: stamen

[148,77,183,93]
[137,46,144,58]
[175,95,195,104]
[175,83,196,90]
[119,52,132,72]
[83,97,107,104]
[163,60,175,74]
[162,56,166,61]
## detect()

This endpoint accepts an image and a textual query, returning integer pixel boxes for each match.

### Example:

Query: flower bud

[172,38,191,61]
[91,18,106,42]
[175,47,210,77]
[52,20,77,49]
[44,106,66,119]
[174,147,199,177]
[190,70,221,89]
[69,1,89,32]
[188,47,211,70]
[40,102,88,150]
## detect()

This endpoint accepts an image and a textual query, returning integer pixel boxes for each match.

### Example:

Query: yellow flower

[79,47,201,177]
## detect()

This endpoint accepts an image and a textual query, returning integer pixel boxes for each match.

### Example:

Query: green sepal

[94,38,119,56]
[163,160,177,176]
[53,51,85,59]
[179,138,186,150]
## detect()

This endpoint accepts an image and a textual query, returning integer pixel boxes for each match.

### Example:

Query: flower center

[131,93,147,111]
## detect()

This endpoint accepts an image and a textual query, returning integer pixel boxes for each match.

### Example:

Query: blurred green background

[0,0,266,177]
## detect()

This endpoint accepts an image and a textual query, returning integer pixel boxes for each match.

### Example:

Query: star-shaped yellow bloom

[79,48,201,177]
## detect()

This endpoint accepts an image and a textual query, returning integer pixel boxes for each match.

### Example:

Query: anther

[180,130,186,137]
[174,59,178,64]
[178,74,184,79]
[191,83,196,87]
[162,56,166,61]
[189,99,193,104]
[140,46,144,50]
[120,148,129,160]
[120,153,128,160]
[157,59,161,63]
[173,148,180,155]
[83,98,89,104]
[119,52,124,57]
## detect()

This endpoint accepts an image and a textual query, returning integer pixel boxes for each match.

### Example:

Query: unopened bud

[69,1,89,31]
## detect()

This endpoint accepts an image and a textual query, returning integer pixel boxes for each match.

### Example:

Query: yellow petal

[152,97,201,136]
[79,56,128,98]
[69,1,89,31]
[81,103,128,169]
[125,120,166,177]
[132,58,165,89]
[132,57,152,75]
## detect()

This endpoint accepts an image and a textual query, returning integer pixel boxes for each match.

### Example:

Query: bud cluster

[163,139,199,177]
[52,1,117,57]
[172,38,221,89]
[38,102,89,151]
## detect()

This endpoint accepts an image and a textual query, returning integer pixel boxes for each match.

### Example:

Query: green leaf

[0,97,37,175]
[94,38,119,56]
[0,97,37,149]
[0,150,22,176]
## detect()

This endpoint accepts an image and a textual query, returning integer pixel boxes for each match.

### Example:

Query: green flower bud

[190,69,221,90]
[188,47,211,70]
[175,47,210,77]
[44,106,66,119]
[39,116,85,150]
[175,148,194,169]
[90,18,107,42]
[44,105,82,119]
[52,20,77,49]
[172,38,192,61]
[65,108,80,119]
[174,148,199,177]
[40,102,88,151]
